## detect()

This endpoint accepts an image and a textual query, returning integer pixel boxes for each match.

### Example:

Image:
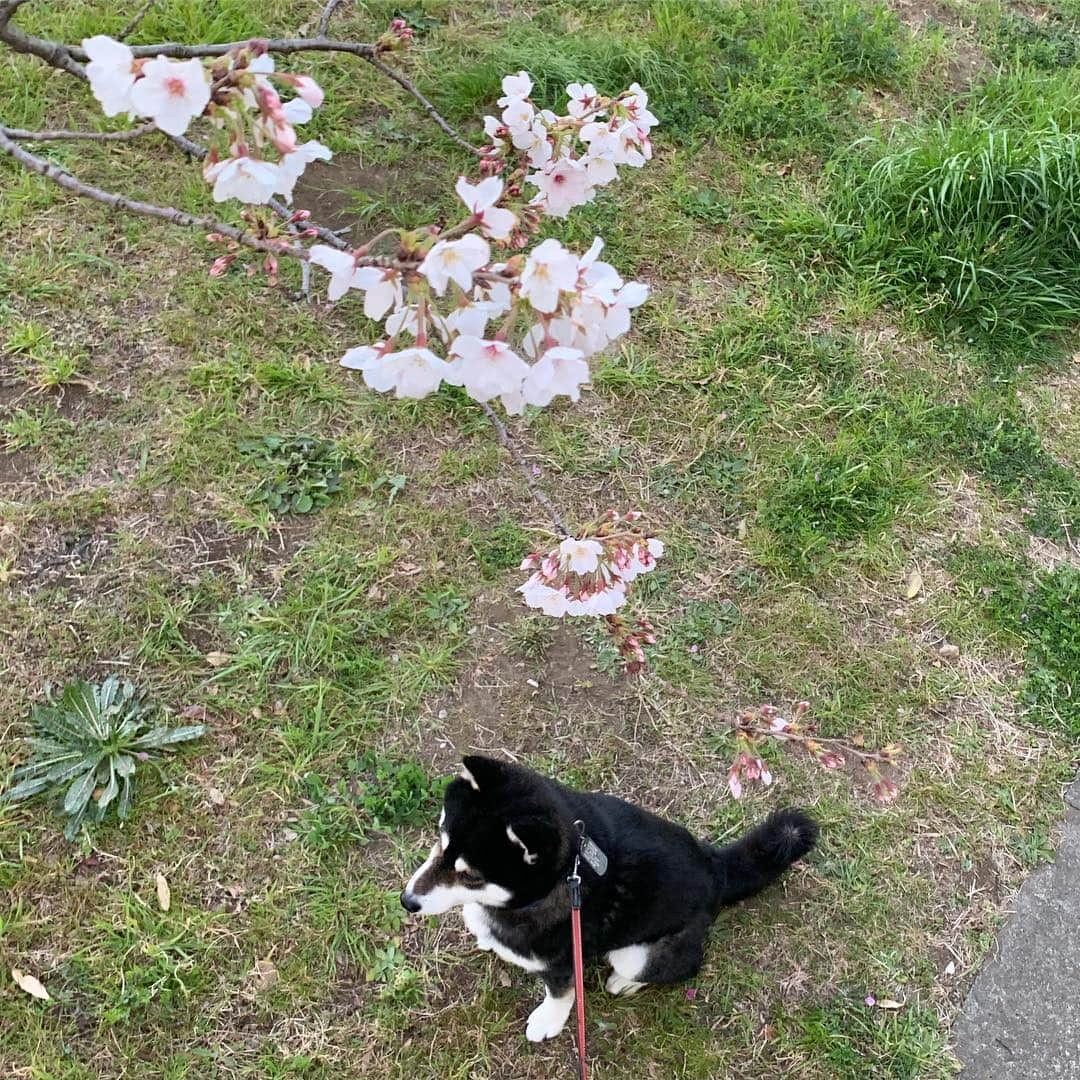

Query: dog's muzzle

[400,889,422,914]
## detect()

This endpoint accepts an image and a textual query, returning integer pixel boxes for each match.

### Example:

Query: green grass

[808,69,1080,345]
[1,0,1079,1076]
[950,546,1080,736]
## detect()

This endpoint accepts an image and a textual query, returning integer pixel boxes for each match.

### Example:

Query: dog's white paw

[605,972,647,996]
[525,991,574,1042]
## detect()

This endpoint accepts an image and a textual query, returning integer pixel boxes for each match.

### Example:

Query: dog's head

[400,755,572,915]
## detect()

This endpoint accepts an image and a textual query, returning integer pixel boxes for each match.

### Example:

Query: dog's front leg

[525,969,575,1043]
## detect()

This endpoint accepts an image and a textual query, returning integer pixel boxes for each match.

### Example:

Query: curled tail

[709,808,818,910]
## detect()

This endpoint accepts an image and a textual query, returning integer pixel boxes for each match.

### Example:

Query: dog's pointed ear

[505,815,562,867]
[460,755,516,792]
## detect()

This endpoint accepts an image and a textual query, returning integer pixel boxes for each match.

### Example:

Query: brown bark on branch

[318,0,349,37]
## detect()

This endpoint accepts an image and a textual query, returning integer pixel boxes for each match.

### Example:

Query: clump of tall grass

[823,72,1080,342]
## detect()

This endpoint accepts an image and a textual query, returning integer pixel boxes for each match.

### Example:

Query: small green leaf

[63,767,98,816]
[96,764,119,814]
[130,724,207,749]
[293,493,314,513]
[2,775,53,802]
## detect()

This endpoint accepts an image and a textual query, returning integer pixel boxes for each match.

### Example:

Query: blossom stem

[1,122,159,141]
[118,0,156,42]
[479,402,568,536]
[317,0,348,37]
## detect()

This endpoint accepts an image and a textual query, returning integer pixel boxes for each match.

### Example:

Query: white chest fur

[461,904,546,973]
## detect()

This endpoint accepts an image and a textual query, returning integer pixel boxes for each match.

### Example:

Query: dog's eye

[460,869,484,886]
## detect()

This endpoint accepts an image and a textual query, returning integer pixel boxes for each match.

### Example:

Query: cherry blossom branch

[480,402,568,536]
[0,3,480,155]
[0,126,306,260]
[0,0,84,76]
[0,129,397,266]
[1,122,158,141]
[118,0,156,41]
[318,0,349,37]
[730,703,902,804]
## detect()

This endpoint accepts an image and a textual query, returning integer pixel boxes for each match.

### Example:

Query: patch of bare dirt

[889,0,988,90]
[414,598,637,768]
[291,153,448,236]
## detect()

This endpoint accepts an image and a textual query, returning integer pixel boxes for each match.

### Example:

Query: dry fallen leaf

[944,960,957,977]
[904,569,923,599]
[207,787,226,807]
[251,959,279,993]
[155,872,171,912]
[11,969,50,1001]
[180,704,212,722]
[877,998,903,1010]
[205,651,231,668]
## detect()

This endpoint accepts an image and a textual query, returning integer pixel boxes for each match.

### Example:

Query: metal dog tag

[579,833,608,877]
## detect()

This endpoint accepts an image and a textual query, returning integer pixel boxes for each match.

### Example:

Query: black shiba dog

[401,755,817,1042]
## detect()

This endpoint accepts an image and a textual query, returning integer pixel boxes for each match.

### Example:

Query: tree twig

[2,122,158,141]
[318,0,348,36]
[118,0,156,41]
[0,128,425,271]
[71,35,377,62]
[480,403,568,536]
[0,126,305,259]
[0,0,85,77]
[365,53,480,155]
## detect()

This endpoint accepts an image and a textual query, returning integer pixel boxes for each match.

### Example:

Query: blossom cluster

[327,73,656,413]
[335,225,648,411]
[482,71,658,219]
[83,36,333,204]
[517,510,663,618]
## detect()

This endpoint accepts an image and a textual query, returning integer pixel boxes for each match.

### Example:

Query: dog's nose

[400,890,422,914]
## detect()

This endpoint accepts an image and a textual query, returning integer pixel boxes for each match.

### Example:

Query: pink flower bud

[293,75,324,108]
[290,209,312,223]
[209,254,236,277]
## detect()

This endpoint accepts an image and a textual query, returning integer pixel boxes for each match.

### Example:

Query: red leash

[569,872,588,1080]
[568,819,603,1080]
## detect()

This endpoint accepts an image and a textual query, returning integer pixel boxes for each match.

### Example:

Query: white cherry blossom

[361,346,450,399]
[520,239,579,313]
[497,71,533,105]
[521,346,589,406]
[559,537,603,573]
[528,155,594,218]
[351,267,402,321]
[455,176,516,241]
[83,36,137,117]
[566,82,599,119]
[446,336,530,402]
[204,154,281,204]
[309,245,366,301]
[129,56,211,136]
[419,234,491,295]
